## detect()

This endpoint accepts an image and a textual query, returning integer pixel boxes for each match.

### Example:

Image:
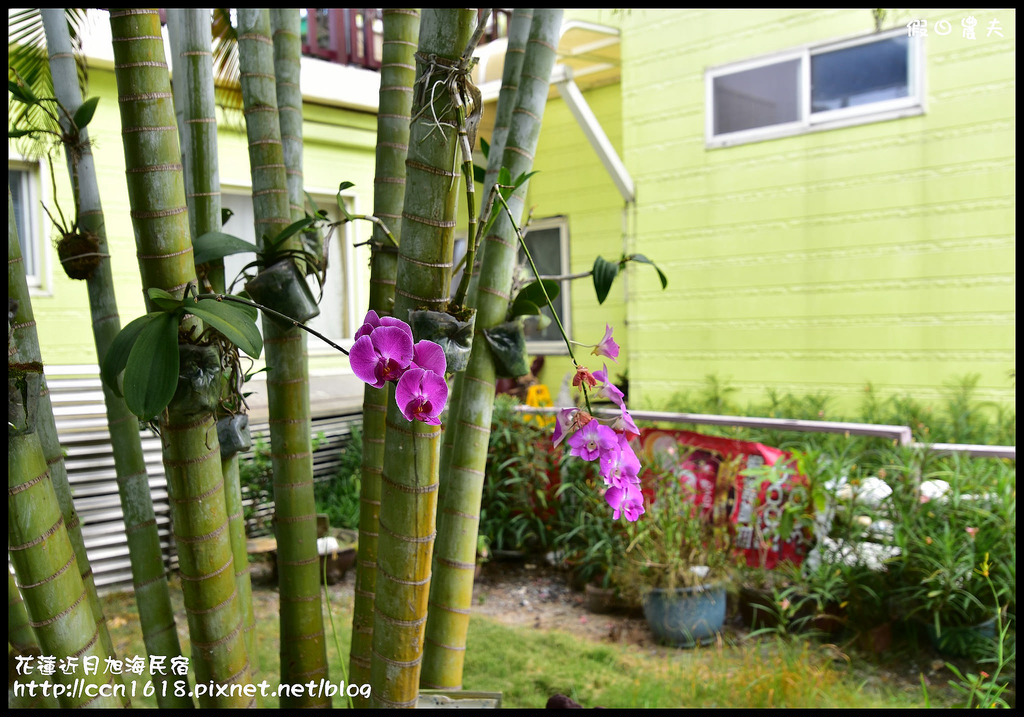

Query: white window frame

[219,185,359,353]
[516,215,571,355]
[450,215,572,356]
[8,158,51,294]
[706,27,925,149]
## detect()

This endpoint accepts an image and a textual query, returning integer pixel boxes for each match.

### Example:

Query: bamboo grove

[8,7,564,708]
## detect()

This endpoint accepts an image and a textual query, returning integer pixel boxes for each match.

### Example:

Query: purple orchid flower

[600,434,642,490]
[412,339,447,375]
[592,364,625,408]
[567,421,619,462]
[349,324,414,389]
[591,324,620,362]
[605,482,645,522]
[610,406,640,441]
[395,367,449,425]
[552,408,584,448]
[355,309,411,340]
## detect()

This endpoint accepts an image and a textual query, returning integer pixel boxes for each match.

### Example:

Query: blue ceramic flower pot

[643,584,727,648]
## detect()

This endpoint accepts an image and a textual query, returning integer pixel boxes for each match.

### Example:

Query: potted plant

[884,450,1015,659]
[612,469,736,647]
[192,213,327,329]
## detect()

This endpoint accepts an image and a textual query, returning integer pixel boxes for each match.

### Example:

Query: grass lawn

[93,577,958,709]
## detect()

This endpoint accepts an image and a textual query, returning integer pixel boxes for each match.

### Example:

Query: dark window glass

[811,37,909,113]
[517,226,566,344]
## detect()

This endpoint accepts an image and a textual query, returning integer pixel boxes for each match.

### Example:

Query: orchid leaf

[193,231,255,265]
[8,79,38,105]
[337,182,354,220]
[511,279,560,317]
[123,311,180,420]
[188,298,263,359]
[71,96,99,131]
[101,312,160,396]
[592,255,619,304]
[267,215,316,251]
[146,287,184,312]
[629,253,668,290]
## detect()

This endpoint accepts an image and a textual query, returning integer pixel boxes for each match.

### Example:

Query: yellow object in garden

[524,384,555,427]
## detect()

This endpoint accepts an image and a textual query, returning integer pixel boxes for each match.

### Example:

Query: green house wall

[559,9,1015,414]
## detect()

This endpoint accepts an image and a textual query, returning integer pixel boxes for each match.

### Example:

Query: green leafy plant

[313,426,363,531]
[612,466,736,603]
[591,253,667,305]
[882,449,1015,649]
[481,394,568,553]
[100,287,262,420]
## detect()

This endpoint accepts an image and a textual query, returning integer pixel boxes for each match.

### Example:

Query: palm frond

[8,8,89,157]
[211,8,244,126]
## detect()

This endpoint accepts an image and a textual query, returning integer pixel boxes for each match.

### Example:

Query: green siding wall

[613,9,1015,413]
[522,84,630,397]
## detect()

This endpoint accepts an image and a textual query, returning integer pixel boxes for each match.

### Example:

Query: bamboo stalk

[236,9,329,707]
[422,8,564,690]
[437,6,534,543]
[41,10,192,707]
[348,9,420,704]
[368,9,477,709]
[109,9,253,706]
[9,189,121,709]
[168,7,259,677]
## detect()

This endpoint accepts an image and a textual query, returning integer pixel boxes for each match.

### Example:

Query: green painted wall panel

[614,9,1015,413]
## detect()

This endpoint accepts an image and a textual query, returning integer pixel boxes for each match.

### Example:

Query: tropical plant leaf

[71,95,99,130]
[146,287,184,312]
[473,163,486,184]
[511,170,538,193]
[592,255,619,305]
[188,298,263,358]
[266,215,317,251]
[480,136,489,159]
[8,8,89,156]
[629,253,668,290]
[193,231,255,264]
[211,7,244,123]
[511,279,560,317]
[336,182,354,220]
[221,207,234,226]
[123,311,181,420]
[100,312,161,396]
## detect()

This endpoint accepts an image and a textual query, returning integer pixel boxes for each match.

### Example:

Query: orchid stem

[493,191,593,416]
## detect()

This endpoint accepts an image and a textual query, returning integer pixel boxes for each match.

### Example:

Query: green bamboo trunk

[349,9,420,702]
[7,568,61,708]
[109,9,253,707]
[236,9,329,707]
[168,7,258,674]
[10,19,121,682]
[422,8,563,691]
[270,9,304,221]
[437,7,533,523]
[9,191,122,709]
[40,10,192,707]
[369,9,477,708]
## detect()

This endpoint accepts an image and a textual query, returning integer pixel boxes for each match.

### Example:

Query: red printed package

[633,428,813,569]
